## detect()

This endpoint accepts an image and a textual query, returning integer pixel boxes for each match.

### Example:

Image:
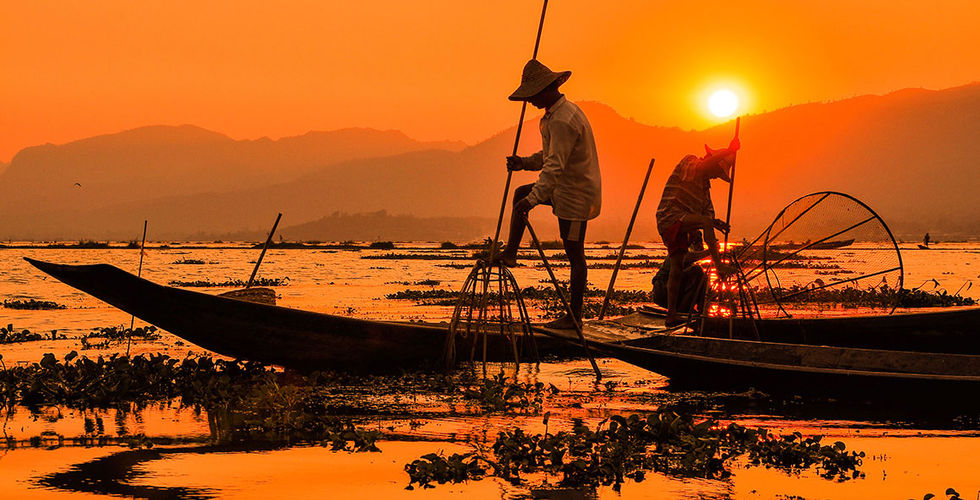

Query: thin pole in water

[598,158,655,320]
[247,213,282,289]
[127,219,147,356]
[488,0,550,262]
[526,221,601,380]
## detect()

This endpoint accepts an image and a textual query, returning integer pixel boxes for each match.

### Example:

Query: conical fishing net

[734,192,903,317]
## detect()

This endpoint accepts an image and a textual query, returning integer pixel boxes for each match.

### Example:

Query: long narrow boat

[700,307,980,354]
[26,259,980,395]
[24,258,557,371]
[540,314,980,395]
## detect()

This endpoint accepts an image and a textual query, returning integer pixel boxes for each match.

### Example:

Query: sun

[708,89,739,118]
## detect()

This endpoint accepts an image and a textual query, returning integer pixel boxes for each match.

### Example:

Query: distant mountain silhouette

[0,125,463,238]
[1,83,977,241]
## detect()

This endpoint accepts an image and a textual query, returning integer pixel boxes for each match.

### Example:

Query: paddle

[597,158,655,321]
[127,219,148,356]
[247,213,282,289]
[526,221,601,380]
[487,0,550,263]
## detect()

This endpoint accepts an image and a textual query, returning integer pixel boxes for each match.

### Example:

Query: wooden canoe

[699,306,980,354]
[24,258,558,371]
[540,313,980,395]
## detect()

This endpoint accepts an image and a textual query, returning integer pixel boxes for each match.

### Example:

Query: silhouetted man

[498,60,601,330]
[656,143,738,327]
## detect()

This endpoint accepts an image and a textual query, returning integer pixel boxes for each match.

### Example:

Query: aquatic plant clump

[0,353,388,450]
[405,411,864,491]
[168,277,290,287]
[3,298,68,310]
[1,325,48,344]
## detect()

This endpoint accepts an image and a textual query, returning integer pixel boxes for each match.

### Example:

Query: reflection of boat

[25,258,558,371]
[540,313,980,394]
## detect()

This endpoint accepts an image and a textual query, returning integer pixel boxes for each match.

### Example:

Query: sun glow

[708,89,739,118]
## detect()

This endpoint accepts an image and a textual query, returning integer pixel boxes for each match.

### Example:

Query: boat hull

[702,307,980,354]
[24,258,554,371]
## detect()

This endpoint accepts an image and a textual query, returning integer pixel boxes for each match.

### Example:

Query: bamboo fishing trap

[706,191,905,325]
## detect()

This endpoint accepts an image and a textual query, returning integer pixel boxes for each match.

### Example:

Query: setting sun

[708,89,739,118]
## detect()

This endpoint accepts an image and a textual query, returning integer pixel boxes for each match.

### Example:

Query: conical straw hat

[508,59,571,101]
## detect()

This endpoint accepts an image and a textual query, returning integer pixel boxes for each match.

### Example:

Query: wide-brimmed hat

[702,145,734,182]
[508,60,571,101]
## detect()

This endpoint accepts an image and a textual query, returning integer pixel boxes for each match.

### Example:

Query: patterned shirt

[656,155,716,234]
[523,96,602,221]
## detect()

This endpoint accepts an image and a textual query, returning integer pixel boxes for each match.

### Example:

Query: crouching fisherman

[497,60,602,330]
[655,142,738,328]
[651,231,710,316]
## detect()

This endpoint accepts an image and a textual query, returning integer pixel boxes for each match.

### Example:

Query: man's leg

[502,184,535,261]
[664,251,686,324]
[560,219,588,320]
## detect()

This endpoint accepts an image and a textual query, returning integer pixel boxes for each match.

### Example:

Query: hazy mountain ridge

[1,83,977,241]
[0,124,464,217]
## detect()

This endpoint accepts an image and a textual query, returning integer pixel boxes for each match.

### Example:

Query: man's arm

[523,151,544,171]
[524,120,577,206]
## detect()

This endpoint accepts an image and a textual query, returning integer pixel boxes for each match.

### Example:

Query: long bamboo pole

[487,0,550,262]
[722,117,740,248]
[247,213,282,289]
[127,219,147,356]
[526,222,601,380]
[597,158,655,320]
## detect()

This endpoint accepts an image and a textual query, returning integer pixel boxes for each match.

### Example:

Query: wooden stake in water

[598,158,655,320]
[127,219,147,356]
[526,221,601,380]
[247,213,282,289]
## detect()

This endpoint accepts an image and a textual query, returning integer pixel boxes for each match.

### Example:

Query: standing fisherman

[497,60,602,330]
[656,141,739,328]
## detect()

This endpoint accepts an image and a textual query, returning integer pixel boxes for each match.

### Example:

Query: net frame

[735,191,904,318]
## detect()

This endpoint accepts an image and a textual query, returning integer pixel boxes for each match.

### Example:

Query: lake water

[1,242,979,499]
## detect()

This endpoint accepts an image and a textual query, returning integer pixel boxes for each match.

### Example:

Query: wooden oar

[597,158,655,320]
[526,221,601,380]
[247,213,282,289]
[127,219,148,356]
[487,0,550,262]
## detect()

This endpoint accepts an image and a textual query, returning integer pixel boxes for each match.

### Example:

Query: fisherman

[923,233,931,247]
[655,141,738,328]
[651,231,709,315]
[497,60,601,330]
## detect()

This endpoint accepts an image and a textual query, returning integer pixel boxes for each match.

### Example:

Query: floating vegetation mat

[1,324,60,344]
[405,410,865,491]
[168,277,289,287]
[385,285,649,319]
[3,298,67,310]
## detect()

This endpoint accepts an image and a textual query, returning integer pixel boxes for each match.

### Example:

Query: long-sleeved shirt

[655,155,716,234]
[522,96,601,221]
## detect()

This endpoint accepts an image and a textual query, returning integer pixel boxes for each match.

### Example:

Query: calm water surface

[2,242,979,499]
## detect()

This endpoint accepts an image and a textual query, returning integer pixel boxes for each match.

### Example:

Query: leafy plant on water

[1,325,62,344]
[3,298,67,310]
[458,372,559,414]
[405,410,864,491]
[79,325,161,350]
[168,277,290,287]
[0,352,379,451]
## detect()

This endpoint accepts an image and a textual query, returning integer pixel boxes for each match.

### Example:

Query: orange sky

[1,0,978,162]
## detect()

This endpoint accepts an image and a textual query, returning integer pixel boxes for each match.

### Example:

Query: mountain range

[1,83,978,241]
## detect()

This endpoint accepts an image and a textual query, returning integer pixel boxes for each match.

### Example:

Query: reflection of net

[734,192,903,317]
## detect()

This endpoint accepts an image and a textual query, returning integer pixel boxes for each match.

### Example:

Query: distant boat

[917,244,931,250]
[772,238,855,250]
